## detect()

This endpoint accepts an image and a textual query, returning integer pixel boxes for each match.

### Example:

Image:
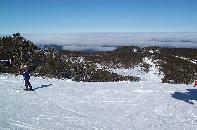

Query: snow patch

[107,66,144,77]
[175,56,197,64]
[105,57,164,82]
[142,57,164,82]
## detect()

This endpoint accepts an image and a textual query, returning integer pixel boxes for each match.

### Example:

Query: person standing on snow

[23,65,33,91]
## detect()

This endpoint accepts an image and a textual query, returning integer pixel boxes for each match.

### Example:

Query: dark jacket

[23,69,31,81]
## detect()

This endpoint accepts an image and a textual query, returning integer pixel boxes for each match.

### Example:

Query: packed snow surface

[0,74,197,130]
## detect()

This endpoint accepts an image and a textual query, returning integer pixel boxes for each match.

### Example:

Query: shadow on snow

[171,89,197,105]
[33,84,52,91]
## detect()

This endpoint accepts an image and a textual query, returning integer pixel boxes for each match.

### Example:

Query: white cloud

[23,32,197,50]
[62,45,116,51]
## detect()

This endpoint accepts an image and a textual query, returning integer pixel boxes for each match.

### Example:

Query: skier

[194,80,197,87]
[23,65,33,91]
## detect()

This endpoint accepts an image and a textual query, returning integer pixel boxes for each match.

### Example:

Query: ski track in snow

[0,74,197,130]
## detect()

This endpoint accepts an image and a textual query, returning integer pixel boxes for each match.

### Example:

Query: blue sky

[0,0,197,33]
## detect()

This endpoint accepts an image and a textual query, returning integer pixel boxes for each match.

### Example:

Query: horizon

[2,31,197,35]
[1,32,197,50]
[23,32,197,50]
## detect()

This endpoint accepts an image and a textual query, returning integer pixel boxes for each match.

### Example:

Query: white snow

[0,73,197,130]
[142,57,164,82]
[107,57,164,82]
[174,56,197,64]
[108,66,144,77]
[149,50,154,53]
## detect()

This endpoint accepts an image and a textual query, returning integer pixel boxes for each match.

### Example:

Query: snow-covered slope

[0,74,196,130]
[108,57,164,82]
[142,57,164,82]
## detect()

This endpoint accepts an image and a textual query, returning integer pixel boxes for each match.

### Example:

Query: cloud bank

[62,45,116,52]
[23,32,197,51]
